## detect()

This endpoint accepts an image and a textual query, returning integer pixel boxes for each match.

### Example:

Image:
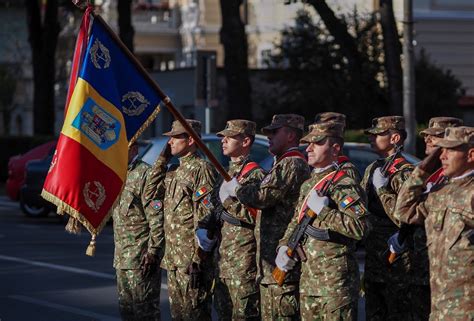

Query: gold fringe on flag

[86,234,97,256]
[65,217,82,235]
[128,104,161,147]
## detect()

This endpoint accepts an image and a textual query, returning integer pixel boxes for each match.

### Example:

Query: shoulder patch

[151,199,162,210]
[261,173,272,186]
[340,196,357,209]
[201,194,213,209]
[193,184,212,201]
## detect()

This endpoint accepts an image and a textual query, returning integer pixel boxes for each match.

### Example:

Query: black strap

[305,225,352,246]
[220,210,255,230]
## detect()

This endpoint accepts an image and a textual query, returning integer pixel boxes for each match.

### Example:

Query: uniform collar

[451,169,474,181]
[312,163,334,174]
[179,152,198,164]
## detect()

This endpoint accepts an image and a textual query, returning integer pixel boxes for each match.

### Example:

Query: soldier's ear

[188,136,195,147]
[467,146,474,164]
[390,131,401,145]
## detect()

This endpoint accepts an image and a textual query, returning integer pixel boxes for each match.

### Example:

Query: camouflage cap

[301,121,345,144]
[419,117,463,137]
[261,114,305,135]
[216,119,256,137]
[163,119,202,136]
[435,126,474,148]
[364,116,405,135]
[314,112,346,127]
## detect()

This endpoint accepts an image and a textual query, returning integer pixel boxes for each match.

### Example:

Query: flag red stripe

[43,134,123,229]
[64,5,93,115]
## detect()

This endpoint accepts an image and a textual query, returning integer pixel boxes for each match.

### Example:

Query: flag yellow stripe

[61,78,128,179]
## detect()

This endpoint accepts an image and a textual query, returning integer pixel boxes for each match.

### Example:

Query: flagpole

[76,3,230,181]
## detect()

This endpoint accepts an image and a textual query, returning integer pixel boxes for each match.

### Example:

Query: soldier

[113,141,165,321]
[221,114,311,320]
[276,121,370,320]
[419,117,464,191]
[361,116,416,320]
[148,119,218,321]
[314,112,362,183]
[387,117,463,320]
[394,126,474,321]
[215,120,265,321]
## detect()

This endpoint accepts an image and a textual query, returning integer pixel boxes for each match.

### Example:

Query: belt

[220,210,255,229]
[305,225,352,246]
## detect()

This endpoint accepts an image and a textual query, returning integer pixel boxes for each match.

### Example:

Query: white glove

[275,246,296,272]
[372,167,389,189]
[387,232,407,254]
[195,229,216,252]
[306,190,329,214]
[220,177,240,200]
[219,183,230,203]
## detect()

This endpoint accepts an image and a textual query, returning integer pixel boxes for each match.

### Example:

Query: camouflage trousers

[116,268,161,321]
[214,277,260,321]
[167,269,213,321]
[300,295,357,321]
[365,281,430,321]
[259,282,299,321]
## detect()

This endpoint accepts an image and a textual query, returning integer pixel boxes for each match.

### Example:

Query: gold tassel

[86,234,97,257]
[65,217,82,235]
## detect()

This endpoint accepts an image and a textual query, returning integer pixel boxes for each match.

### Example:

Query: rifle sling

[220,210,255,229]
[305,225,352,246]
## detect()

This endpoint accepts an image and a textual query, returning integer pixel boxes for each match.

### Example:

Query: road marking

[8,295,120,321]
[0,254,168,289]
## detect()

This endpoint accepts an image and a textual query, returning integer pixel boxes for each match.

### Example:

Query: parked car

[6,141,57,201]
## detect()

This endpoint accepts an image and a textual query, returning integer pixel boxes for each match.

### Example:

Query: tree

[219,0,252,119]
[118,0,134,53]
[266,9,388,128]
[415,49,465,123]
[379,0,403,115]
[26,0,60,136]
[0,65,16,134]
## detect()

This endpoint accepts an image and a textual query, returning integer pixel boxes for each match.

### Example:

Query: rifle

[272,161,342,286]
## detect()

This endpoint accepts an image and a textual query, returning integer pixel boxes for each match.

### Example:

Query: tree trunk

[118,0,134,53]
[379,0,403,115]
[307,0,361,75]
[219,0,252,119]
[26,0,59,136]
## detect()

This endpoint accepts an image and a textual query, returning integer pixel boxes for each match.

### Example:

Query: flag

[41,8,162,255]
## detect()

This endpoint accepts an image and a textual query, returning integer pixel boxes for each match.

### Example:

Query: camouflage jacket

[338,156,362,184]
[149,152,218,272]
[218,156,265,280]
[113,160,165,269]
[361,157,415,283]
[394,167,474,318]
[235,150,310,284]
[280,166,369,297]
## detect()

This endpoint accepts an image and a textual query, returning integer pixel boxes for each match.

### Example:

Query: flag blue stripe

[79,19,161,141]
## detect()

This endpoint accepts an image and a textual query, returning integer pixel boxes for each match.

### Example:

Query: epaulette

[387,157,412,176]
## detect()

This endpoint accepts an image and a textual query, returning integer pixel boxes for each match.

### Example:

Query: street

[0,195,366,321]
[0,195,170,321]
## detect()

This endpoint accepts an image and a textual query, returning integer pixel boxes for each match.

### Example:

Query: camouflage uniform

[313,112,362,183]
[361,116,418,321]
[113,159,165,321]
[148,120,219,321]
[394,127,474,321]
[214,120,265,321]
[280,122,370,321]
[235,114,311,321]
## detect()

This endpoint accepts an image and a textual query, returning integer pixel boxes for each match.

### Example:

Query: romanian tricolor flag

[41,7,161,255]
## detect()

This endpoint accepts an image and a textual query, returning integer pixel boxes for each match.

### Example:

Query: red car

[6,141,56,201]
